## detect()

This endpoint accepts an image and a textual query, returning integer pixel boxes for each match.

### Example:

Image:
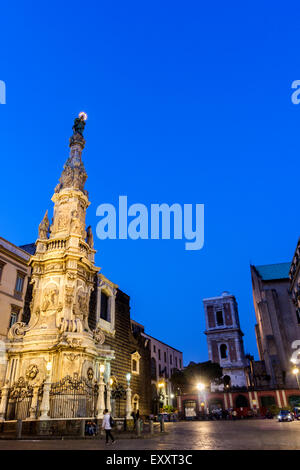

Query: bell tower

[203,292,249,388]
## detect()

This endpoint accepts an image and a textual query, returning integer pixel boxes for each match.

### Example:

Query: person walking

[102,409,115,445]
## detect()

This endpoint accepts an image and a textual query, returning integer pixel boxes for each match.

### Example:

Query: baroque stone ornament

[8,322,30,340]
[93,323,105,345]
[87,367,94,381]
[65,353,80,362]
[38,210,49,239]
[65,337,82,348]
[25,364,39,381]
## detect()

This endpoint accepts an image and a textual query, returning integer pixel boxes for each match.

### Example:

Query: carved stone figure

[86,226,94,248]
[25,364,39,381]
[87,367,94,381]
[41,287,58,311]
[77,292,88,314]
[72,114,86,136]
[70,210,81,234]
[65,286,74,306]
[38,211,49,239]
[57,214,69,231]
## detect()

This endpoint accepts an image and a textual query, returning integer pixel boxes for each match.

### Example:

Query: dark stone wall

[104,289,152,417]
[88,274,98,331]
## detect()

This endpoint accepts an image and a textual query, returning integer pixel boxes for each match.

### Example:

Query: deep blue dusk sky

[1,1,300,365]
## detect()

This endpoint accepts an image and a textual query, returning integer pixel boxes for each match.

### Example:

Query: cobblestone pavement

[1,420,300,450]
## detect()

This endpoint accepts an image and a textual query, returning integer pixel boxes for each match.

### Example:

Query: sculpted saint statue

[86,225,94,248]
[38,211,49,239]
[72,114,86,136]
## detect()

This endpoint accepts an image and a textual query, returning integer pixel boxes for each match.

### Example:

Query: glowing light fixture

[78,111,88,121]
[197,382,205,391]
[100,364,105,374]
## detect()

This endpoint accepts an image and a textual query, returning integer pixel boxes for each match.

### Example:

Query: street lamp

[197,382,205,391]
[125,373,132,419]
[100,364,105,374]
[292,366,300,390]
[197,383,206,418]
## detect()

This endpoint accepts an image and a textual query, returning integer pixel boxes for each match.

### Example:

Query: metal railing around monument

[5,377,42,421]
[49,375,98,419]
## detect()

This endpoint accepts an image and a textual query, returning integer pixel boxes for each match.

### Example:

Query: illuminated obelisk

[1,114,114,421]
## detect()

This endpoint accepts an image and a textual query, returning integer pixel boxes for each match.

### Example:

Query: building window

[164,352,167,362]
[0,261,5,283]
[158,349,161,360]
[179,359,182,369]
[9,306,20,328]
[220,344,228,359]
[100,291,109,321]
[170,355,173,364]
[15,271,25,296]
[175,357,178,368]
[153,345,156,353]
[131,351,141,375]
[151,357,157,380]
[216,309,224,326]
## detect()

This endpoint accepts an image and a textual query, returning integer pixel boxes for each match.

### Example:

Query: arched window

[131,351,141,375]
[216,310,224,326]
[132,394,139,412]
[220,344,228,359]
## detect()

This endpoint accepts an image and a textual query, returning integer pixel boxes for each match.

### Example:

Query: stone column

[29,385,40,420]
[96,375,105,419]
[39,378,51,420]
[0,384,9,421]
[106,385,112,413]
[126,386,132,419]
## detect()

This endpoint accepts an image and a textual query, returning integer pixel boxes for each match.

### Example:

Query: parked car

[293,407,300,420]
[277,410,294,422]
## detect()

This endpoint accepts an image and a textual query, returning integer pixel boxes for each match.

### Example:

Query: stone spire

[50,113,90,240]
[54,112,88,195]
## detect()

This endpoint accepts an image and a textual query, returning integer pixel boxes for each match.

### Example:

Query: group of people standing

[85,409,116,445]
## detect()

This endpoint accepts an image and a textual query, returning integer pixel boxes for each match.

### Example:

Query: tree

[170,361,223,393]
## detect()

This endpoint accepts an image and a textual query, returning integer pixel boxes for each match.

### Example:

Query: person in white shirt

[102,409,115,444]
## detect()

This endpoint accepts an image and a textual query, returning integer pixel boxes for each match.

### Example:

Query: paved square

[0,420,300,450]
